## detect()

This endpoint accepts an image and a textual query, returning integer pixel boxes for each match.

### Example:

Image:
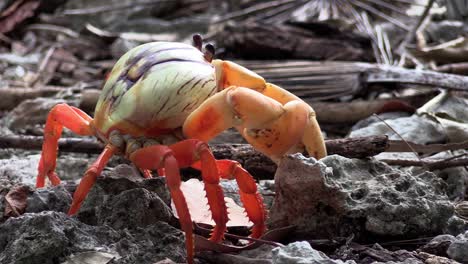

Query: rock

[0,211,186,264]
[0,153,93,186]
[96,188,173,230]
[269,154,454,240]
[447,231,468,263]
[407,151,468,201]
[110,222,185,264]
[272,241,355,264]
[420,234,457,257]
[0,211,119,264]
[197,243,275,264]
[26,185,72,214]
[77,164,173,228]
[0,154,38,186]
[349,115,446,144]
[351,112,412,131]
[416,252,460,264]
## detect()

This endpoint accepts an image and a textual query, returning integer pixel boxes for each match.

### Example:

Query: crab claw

[184,86,313,162]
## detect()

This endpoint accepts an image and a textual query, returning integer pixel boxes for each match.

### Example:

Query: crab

[36,35,326,264]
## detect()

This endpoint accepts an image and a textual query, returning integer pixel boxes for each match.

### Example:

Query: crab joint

[126,138,142,156]
[109,130,124,150]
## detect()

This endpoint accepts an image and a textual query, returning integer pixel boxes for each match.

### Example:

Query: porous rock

[447,231,468,263]
[0,211,186,264]
[272,241,355,264]
[269,154,454,240]
[77,164,173,228]
[0,211,119,264]
[26,184,72,214]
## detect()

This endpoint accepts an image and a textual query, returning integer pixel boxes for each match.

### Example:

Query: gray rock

[420,234,457,257]
[0,211,186,264]
[349,115,446,144]
[26,185,72,214]
[0,153,94,186]
[110,222,185,264]
[0,211,119,264]
[370,258,423,264]
[0,154,39,186]
[77,164,173,228]
[269,154,454,240]
[272,241,355,264]
[447,231,468,263]
[97,188,173,230]
[197,244,275,264]
[351,112,412,131]
[407,151,467,201]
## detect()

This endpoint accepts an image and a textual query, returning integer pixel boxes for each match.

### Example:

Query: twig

[1,135,468,160]
[214,0,298,23]
[398,0,435,56]
[27,24,80,38]
[373,114,421,162]
[350,0,410,30]
[85,24,177,42]
[195,224,283,247]
[387,140,468,153]
[61,0,174,15]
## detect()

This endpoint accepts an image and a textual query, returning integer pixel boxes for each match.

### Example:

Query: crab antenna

[204,43,215,62]
[192,34,203,51]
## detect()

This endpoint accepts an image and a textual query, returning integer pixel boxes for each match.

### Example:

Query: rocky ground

[0,92,467,264]
[1,0,468,263]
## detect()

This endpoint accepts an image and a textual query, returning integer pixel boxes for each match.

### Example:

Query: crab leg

[68,145,117,215]
[169,139,228,242]
[192,159,266,238]
[129,143,195,264]
[37,103,94,187]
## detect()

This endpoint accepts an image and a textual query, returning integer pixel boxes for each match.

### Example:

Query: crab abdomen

[94,42,217,137]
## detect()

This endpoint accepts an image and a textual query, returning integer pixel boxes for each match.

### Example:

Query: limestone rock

[269,154,454,240]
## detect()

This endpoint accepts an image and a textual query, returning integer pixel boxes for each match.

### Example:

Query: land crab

[36,35,327,263]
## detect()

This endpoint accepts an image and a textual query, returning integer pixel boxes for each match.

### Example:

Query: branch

[1,134,467,160]
[380,158,468,171]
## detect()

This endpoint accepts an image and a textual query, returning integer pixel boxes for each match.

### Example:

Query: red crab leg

[129,145,194,264]
[68,145,117,215]
[37,103,94,187]
[169,139,229,242]
[192,159,266,238]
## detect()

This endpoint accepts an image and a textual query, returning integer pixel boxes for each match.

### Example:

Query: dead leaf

[194,225,295,253]
[0,0,40,34]
[172,178,252,227]
[4,185,31,217]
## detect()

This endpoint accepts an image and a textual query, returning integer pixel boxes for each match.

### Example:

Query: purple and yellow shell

[93,42,217,138]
